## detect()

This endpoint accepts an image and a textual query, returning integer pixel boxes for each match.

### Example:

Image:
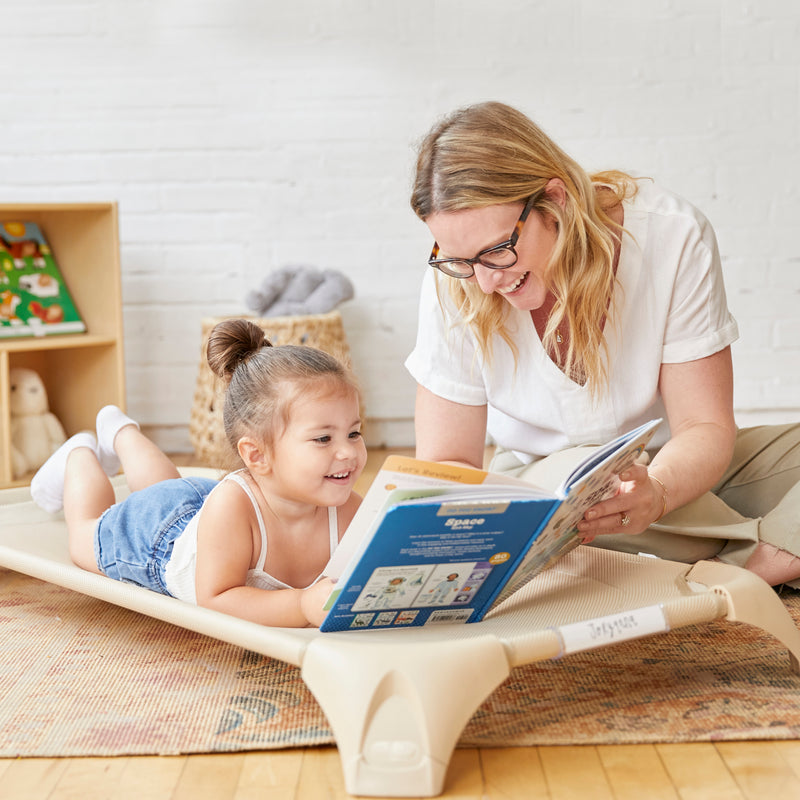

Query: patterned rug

[2,566,800,757]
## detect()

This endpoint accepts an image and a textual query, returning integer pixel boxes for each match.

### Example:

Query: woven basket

[189,311,352,467]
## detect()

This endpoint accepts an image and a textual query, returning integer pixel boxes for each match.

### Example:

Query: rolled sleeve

[661,209,740,363]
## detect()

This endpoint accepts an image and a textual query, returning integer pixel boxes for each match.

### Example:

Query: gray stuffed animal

[245,265,354,317]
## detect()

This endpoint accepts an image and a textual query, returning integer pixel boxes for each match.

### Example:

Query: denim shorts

[94,476,218,595]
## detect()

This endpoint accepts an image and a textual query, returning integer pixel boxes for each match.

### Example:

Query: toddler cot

[2,468,799,797]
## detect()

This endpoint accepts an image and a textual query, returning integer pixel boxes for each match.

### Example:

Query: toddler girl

[30,318,367,627]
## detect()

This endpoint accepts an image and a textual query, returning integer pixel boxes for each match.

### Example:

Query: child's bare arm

[202,583,317,627]
[300,578,335,627]
[193,481,332,627]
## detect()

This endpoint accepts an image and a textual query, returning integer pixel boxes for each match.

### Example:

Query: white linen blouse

[405,180,739,464]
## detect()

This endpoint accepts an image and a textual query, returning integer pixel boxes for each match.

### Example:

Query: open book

[320,419,662,632]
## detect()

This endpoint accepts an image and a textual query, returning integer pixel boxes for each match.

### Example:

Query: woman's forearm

[652,348,737,516]
[647,419,736,516]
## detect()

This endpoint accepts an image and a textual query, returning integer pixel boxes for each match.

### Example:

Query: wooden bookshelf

[0,203,125,489]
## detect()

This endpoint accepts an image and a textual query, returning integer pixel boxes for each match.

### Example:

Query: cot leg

[687,560,800,674]
[302,633,510,798]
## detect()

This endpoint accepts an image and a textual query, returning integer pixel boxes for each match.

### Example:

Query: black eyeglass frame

[427,193,540,279]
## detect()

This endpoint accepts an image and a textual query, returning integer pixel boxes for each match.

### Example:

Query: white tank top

[164,470,339,604]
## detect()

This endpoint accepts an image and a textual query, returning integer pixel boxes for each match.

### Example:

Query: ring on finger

[620,513,631,527]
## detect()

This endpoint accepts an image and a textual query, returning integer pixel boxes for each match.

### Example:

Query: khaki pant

[489,423,800,568]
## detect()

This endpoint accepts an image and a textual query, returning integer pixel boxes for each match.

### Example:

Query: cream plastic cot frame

[2,469,800,798]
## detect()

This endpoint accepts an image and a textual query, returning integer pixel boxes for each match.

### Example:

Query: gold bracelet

[649,474,668,522]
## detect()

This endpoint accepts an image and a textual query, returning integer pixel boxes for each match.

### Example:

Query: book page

[491,418,662,607]
[557,419,662,494]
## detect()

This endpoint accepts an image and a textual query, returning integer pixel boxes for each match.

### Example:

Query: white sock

[95,405,140,477]
[30,432,98,514]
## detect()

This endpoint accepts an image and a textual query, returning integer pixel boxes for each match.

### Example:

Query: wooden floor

[3,448,800,799]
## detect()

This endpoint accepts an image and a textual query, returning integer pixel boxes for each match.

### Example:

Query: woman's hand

[577,463,666,542]
[300,578,336,628]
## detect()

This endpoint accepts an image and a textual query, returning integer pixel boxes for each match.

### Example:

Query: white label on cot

[557,604,668,654]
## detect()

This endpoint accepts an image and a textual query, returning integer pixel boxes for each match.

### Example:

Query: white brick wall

[1,0,798,451]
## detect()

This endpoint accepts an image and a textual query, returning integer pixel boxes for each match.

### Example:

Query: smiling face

[267,385,367,508]
[426,200,559,312]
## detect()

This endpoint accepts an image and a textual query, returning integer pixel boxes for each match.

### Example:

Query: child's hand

[301,577,336,627]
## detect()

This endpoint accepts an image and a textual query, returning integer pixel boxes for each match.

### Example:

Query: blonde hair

[206,318,361,462]
[411,101,637,395]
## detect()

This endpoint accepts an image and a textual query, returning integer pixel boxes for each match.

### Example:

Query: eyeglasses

[427,193,539,279]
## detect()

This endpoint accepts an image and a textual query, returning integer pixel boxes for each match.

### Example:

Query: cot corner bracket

[302,632,510,797]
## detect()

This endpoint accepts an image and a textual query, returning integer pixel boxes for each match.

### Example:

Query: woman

[405,101,800,586]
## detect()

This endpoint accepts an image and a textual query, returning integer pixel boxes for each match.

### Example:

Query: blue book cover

[321,418,662,633]
[320,490,559,632]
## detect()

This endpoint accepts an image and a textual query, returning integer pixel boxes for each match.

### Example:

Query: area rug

[2,565,800,757]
